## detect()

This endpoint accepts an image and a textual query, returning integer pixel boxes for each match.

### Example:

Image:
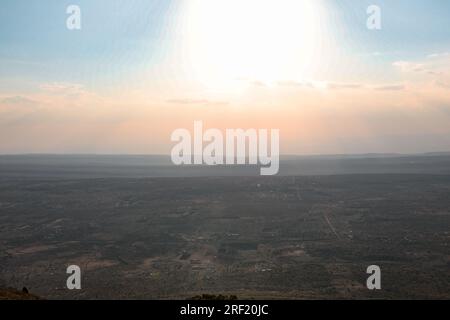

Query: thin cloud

[373,85,405,91]
[38,82,101,103]
[428,52,450,59]
[392,61,425,73]
[328,83,363,90]
[251,80,267,87]
[435,80,450,89]
[277,80,314,88]
[166,99,228,106]
[39,82,86,96]
[393,55,450,90]
[1,96,36,106]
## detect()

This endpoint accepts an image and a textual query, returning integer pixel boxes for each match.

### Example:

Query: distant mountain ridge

[0,153,450,179]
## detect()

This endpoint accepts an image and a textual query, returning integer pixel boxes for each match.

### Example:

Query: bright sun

[183,0,323,88]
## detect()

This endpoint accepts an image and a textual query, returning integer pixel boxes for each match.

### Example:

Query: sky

[0,0,450,154]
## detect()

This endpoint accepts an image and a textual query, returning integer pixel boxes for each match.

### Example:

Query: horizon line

[1,151,450,157]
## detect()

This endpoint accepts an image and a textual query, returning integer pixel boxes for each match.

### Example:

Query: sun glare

[182,0,324,88]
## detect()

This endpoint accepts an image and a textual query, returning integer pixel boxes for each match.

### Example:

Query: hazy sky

[1,0,450,154]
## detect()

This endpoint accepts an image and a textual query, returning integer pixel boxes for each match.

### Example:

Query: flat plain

[0,155,449,299]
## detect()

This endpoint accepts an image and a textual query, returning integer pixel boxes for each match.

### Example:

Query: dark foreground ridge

[0,287,41,300]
